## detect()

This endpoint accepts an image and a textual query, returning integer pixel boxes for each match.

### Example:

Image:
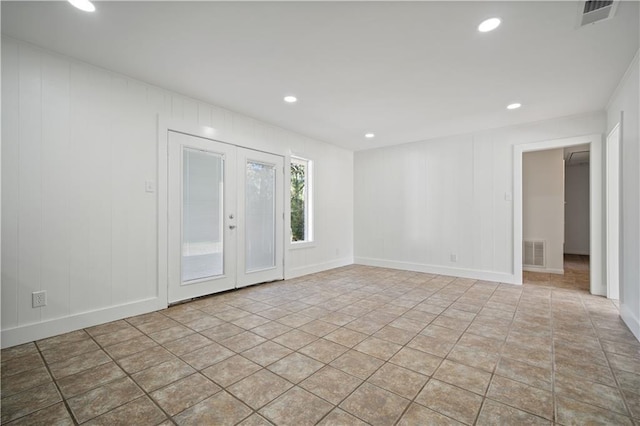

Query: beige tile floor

[2,263,639,425]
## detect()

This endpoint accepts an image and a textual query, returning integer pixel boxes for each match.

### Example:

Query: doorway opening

[562,144,591,292]
[513,134,604,295]
[520,146,591,292]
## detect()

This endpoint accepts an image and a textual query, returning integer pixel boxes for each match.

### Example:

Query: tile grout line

[34,340,80,426]
[6,264,637,425]
[579,289,635,421]
[83,324,177,425]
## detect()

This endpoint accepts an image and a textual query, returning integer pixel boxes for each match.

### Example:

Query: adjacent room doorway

[513,133,605,295]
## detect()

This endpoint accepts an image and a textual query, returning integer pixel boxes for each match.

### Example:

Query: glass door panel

[245,161,276,272]
[237,148,284,287]
[168,131,236,303]
[182,148,224,282]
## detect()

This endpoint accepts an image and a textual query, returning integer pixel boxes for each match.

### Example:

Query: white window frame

[289,156,314,248]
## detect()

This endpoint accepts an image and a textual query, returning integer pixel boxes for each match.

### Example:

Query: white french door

[168,131,283,303]
[236,147,284,288]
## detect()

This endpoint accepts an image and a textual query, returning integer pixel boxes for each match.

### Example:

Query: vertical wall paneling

[224,110,235,136]
[1,38,20,328]
[457,137,474,267]
[210,106,226,131]
[146,88,167,115]
[68,63,95,314]
[472,136,495,272]
[171,96,183,120]
[565,164,591,255]
[1,37,354,347]
[17,45,43,326]
[40,53,71,321]
[606,52,639,339]
[523,149,565,273]
[403,146,426,264]
[90,69,114,311]
[182,98,198,123]
[354,112,606,283]
[110,76,131,306]
[493,136,513,274]
[197,102,212,127]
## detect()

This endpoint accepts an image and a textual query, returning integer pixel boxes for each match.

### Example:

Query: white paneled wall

[565,163,590,255]
[522,149,565,273]
[355,112,606,283]
[1,37,354,347]
[607,52,640,340]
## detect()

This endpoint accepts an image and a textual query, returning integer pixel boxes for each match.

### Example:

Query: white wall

[1,37,354,347]
[564,163,590,255]
[355,111,605,283]
[607,52,640,340]
[523,149,565,272]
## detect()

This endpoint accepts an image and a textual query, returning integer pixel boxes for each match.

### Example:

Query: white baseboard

[1,258,355,348]
[620,303,640,342]
[523,266,565,275]
[355,257,518,284]
[1,297,166,349]
[285,257,354,280]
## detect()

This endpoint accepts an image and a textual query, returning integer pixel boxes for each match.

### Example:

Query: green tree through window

[290,161,306,242]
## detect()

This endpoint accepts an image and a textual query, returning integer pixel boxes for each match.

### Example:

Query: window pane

[246,161,276,272]
[291,160,306,242]
[182,148,224,282]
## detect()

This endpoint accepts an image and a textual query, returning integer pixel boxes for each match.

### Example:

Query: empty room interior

[1,1,640,425]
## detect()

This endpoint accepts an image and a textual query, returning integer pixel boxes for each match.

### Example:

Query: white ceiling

[2,1,638,151]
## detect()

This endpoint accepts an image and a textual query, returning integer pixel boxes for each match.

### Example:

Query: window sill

[289,241,316,250]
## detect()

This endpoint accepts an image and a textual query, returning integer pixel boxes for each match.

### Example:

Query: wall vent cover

[523,240,545,267]
[578,0,618,26]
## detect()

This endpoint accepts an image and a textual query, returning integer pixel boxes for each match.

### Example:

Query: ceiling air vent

[578,0,619,26]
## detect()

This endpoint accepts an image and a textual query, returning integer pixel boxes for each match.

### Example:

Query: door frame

[158,117,285,305]
[513,133,605,295]
[606,121,621,300]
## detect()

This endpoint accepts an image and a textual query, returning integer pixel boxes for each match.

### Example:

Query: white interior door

[606,124,620,300]
[236,148,284,288]
[168,131,237,303]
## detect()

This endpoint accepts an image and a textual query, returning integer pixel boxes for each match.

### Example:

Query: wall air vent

[523,240,545,268]
[578,0,619,26]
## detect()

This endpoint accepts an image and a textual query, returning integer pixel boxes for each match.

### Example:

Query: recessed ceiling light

[68,0,95,12]
[365,133,375,138]
[507,103,522,110]
[283,96,297,103]
[478,17,501,32]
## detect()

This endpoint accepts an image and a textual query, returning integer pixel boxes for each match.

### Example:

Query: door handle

[229,225,236,230]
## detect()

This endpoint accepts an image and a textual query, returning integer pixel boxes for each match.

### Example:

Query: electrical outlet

[32,291,47,308]
[450,254,458,262]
